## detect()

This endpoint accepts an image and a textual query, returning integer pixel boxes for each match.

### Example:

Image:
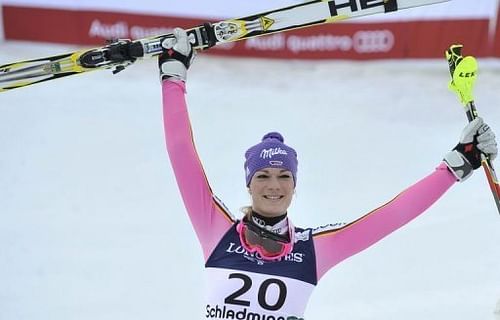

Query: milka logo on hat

[260,147,288,159]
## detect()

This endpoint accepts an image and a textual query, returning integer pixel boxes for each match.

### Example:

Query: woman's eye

[256,174,269,179]
[279,174,291,179]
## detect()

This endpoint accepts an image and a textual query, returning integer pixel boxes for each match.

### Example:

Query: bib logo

[226,243,304,264]
[206,304,304,320]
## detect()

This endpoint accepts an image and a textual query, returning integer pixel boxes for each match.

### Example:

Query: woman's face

[248,168,295,217]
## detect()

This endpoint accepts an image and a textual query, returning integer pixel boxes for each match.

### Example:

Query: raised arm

[160,28,234,261]
[314,117,497,280]
[313,163,455,280]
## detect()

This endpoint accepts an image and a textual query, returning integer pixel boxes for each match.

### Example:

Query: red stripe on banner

[3,6,81,44]
[2,5,206,45]
[0,5,495,59]
[404,19,491,58]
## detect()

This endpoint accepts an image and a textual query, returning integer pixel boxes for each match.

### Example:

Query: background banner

[1,0,499,59]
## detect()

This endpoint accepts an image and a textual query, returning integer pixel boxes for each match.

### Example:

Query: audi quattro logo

[245,29,395,54]
[353,30,394,53]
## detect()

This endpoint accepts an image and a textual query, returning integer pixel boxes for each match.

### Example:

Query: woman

[159,29,497,320]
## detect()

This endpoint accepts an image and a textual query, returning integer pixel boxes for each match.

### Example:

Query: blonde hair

[240,205,252,218]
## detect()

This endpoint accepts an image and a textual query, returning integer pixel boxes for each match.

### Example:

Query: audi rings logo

[353,30,394,53]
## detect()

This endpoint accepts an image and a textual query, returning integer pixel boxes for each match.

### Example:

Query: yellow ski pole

[445,44,500,214]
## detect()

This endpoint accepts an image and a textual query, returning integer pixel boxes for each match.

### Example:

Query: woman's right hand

[158,27,196,82]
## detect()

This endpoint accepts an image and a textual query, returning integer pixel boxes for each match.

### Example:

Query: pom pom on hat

[244,132,298,187]
[262,132,285,142]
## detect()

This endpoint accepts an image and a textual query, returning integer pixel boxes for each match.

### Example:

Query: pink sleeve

[161,80,234,261]
[313,163,457,280]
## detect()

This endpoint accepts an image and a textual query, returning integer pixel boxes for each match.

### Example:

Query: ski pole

[445,44,500,214]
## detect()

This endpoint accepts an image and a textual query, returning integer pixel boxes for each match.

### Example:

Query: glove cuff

[160,60,187,82]
[443,150,473,182]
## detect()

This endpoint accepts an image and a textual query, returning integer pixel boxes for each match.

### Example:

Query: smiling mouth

[264,195,283,200]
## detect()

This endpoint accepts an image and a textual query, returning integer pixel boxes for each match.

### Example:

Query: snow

[1,41,500,320]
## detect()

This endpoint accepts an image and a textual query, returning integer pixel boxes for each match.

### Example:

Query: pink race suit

[162,80,456,320]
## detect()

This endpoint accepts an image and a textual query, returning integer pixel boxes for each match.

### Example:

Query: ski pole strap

[202,23,218,49]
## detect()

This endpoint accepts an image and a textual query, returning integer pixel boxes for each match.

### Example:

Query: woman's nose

[267,176,281,189]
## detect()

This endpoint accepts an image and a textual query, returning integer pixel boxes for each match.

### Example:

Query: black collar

[251,210,287,226]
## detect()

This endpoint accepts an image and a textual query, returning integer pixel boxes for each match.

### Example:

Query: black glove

[444,117,497,181]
